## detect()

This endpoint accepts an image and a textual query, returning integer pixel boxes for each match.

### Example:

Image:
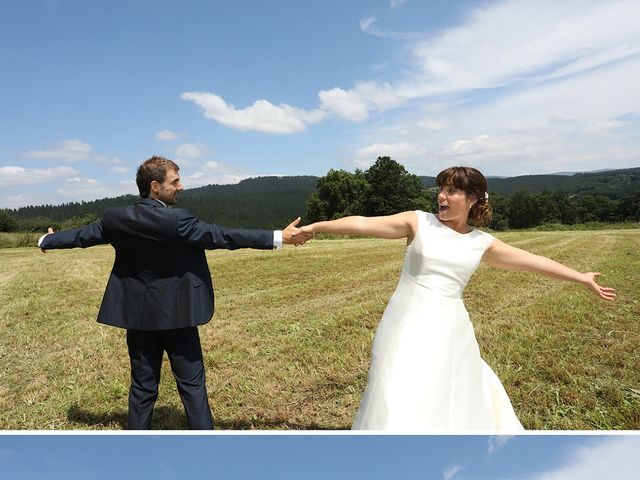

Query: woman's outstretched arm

[482,238,617,301]
[300,211,418,242]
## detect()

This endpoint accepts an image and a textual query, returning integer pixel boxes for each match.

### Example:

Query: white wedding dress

[352,211,524,431]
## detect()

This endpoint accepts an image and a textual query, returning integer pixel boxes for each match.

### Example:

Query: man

[39,156,311,429]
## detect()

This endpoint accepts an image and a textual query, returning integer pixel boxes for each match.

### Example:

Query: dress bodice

[400,211,495,299]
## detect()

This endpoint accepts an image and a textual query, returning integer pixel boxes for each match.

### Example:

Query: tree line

[305,157,639,230]
[0,159,638,234]
[0,177,318,233]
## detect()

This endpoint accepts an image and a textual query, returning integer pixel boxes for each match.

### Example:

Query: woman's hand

[581,272,617,301]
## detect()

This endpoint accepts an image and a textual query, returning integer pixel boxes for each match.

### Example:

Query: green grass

[0,232,41,249]
[0,230,638,430]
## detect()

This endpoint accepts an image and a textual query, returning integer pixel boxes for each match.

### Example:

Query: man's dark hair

[136,156,180,198]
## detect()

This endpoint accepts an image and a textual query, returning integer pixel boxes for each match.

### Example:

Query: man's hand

[282,217,313,246]
[40,227,54,253]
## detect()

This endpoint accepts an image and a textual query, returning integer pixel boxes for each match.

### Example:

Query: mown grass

[0,230,638,430]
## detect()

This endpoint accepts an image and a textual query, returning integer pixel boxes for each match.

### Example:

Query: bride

[300,166,616,431]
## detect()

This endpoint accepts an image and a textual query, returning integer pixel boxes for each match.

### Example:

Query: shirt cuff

[37,234,48,248]
[273,230,283,250]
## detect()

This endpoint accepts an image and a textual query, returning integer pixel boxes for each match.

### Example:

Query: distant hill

[6,167,640,229]
[9,176,318,229]
[420,167,640,198]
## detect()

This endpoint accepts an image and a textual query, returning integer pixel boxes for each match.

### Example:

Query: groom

[39,155,311,429]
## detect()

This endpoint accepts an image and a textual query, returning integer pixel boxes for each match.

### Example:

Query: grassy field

[0,230,638,430]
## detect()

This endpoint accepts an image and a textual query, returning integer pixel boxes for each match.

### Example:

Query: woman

[300,166,616,431]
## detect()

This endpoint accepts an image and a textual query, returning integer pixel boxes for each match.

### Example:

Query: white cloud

[360,16,377,32]
[488,435,515,454]
[443,465,462,480]
[203,161,221,171]
[417,117,450,131]
[92,156,130,175]
[0,193,51,209]
[414,53,640,174]
[358,13,420,40]
[370,22,640,175]
[319,87,369,122]
[352,142,427,168]
[155,129,180,141]
[438,134,506,158]
[25,139,92,162]
[528,437,639,480]
[390,0,406,9]
[429,130,577,174]
[180,91,326,134]
[319,82,407,122]
[401,0,640,98]
[180,171,251,188]
[464,55,640,133]
[57,177,136,201]
[583,119,628,136]
[175,143,209,158]
[181,83,405,134]
[177,158,254,188]
[58,177,107,198]
[0,166,76,186]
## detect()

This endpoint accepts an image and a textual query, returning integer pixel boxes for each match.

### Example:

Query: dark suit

[41,198,274,429]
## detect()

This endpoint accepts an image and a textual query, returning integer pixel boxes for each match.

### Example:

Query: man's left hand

[40,227,54,253]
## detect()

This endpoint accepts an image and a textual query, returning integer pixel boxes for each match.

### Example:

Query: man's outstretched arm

[178,216,313,250]
[39,222,107,252]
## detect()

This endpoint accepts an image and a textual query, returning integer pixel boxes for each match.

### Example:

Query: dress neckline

[430,212,476,236]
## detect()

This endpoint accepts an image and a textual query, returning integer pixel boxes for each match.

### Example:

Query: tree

[0,210,18,232]
[537,190,561,224]
[488,192,510,231]
[508,189,544,228]
[573,195,617,223]
[61,213,100,230]
[362,157,431,216]
[305,169,369,222]
[616,191,640,221]
[554,191,577,225]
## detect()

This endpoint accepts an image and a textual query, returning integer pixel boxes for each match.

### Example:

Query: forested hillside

[1,166,638,233]
[419,167,640,198]
[2,176,317,231]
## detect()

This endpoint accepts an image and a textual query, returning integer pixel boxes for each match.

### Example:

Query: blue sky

[1,0,639,208]
[0,435,637,479]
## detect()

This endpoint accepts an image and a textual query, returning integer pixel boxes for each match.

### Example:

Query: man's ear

[150,180,160,195]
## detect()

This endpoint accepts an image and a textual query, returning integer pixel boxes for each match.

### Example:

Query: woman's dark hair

[136,156,180,198]
[436,166,493,227]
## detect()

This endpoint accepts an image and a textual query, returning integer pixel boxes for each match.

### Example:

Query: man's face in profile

[153,168,184,205]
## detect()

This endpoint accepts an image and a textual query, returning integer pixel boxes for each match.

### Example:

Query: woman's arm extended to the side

[482,238,617,301]
[300,211,418,242]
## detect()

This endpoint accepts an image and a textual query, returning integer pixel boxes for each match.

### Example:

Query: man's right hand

[282,217,313,246]
[40,227,54,253]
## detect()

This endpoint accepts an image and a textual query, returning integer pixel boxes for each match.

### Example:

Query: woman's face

[437,183,476,222]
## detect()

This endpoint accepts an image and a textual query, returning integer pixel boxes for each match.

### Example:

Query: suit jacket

[40,198,274,330]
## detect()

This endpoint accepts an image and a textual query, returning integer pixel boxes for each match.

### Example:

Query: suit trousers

[126,327,214,430]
